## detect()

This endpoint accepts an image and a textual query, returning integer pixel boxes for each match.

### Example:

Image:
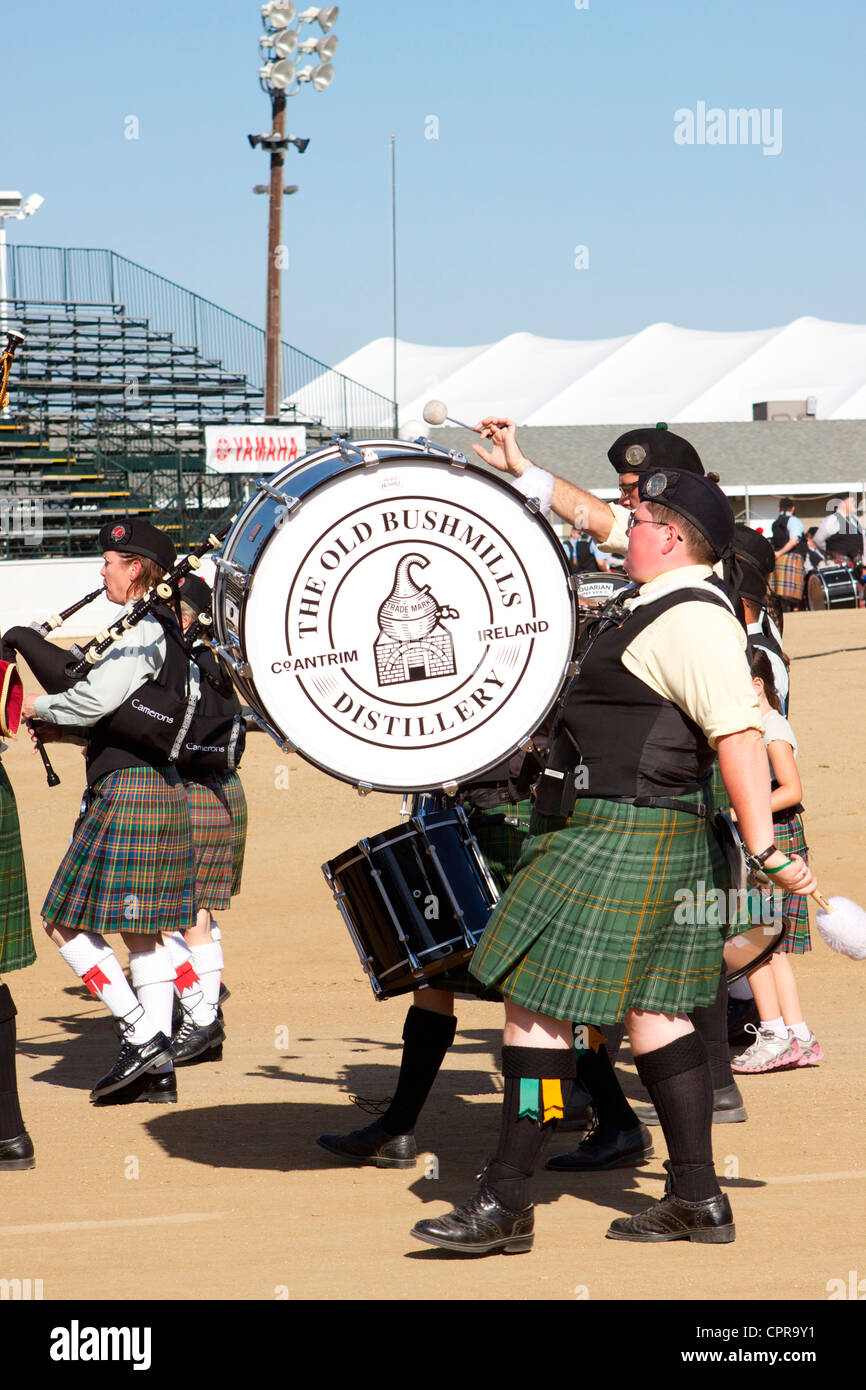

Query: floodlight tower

[0,192,44,342]
[249,3,339,421]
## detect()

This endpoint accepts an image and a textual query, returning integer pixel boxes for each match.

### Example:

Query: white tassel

[815,896,866,960]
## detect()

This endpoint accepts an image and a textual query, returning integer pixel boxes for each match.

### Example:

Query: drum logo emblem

[374,554,459,687]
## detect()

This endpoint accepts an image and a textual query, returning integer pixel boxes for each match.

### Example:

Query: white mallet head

[816,896,866,960]
[422,399,448,426]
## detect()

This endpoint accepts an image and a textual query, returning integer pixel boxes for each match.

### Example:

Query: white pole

[0,219,8,343]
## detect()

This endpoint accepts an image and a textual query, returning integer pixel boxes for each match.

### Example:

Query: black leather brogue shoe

[93,1069,178,1105]
[546,1122,653,1172]
[635,1082,747,1127]
[171,1016,225,1065]
[0,1130,35,1170]
[606,1190,735,1243]
[411,1187,534,1255]
[89,1032,172,1101]
[317,1120,416,1169]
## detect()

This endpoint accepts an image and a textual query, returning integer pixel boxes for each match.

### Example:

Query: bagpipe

[1,524,235,785]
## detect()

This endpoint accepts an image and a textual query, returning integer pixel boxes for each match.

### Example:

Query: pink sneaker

[790,1030,824,1065]
[731,1025,801,1073]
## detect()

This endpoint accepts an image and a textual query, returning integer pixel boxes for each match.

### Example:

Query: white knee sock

[210,920,221,942]
[59,933,152,1041]
[190,942,223,1015]
[129,947,176,1065]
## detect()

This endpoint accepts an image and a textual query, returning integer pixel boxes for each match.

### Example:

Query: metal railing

[4,246,395,434]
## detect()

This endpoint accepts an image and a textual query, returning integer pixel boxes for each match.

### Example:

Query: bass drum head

[218,444,576,792]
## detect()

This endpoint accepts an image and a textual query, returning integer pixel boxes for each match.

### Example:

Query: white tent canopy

[288,316,866,427]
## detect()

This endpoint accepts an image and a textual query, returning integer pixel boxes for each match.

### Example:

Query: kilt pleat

[217,771,247,896]
[0,764,35,974]
[42,767,194,936]
[470,796,728,1023]
[185,778,232,913]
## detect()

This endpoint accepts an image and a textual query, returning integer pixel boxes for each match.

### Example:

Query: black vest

[85,607,192,787]
[537,586,732,812]
[175,647,246,777]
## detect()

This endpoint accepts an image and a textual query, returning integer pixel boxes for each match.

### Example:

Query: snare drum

[323,806,499,998]
[574,571,633,635]
[806,566,859,610]
[212,438,576,793]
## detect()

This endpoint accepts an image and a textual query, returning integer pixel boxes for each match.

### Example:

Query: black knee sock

[380,1006,457,1136]
[634,1032,719,1203]
[485,1045,576,1211]
[600,1021,626,1063]
[689,970,734,1091]
[0,984,25,1140]
[576,1043,639,1132]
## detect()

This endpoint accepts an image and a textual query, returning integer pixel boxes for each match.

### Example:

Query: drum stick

[422,400,476,431]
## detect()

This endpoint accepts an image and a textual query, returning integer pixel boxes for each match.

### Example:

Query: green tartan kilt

[470,795,728,1023]
[737,815,810,954]
[184,778,232,913]
[42,767,195,936]
[0,764,35,974]
[216,771,247,896]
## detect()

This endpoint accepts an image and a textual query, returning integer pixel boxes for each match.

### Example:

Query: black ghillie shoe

[410,1187,534,1255]
[89,1032,172,1101]
[317,1120,416,1169]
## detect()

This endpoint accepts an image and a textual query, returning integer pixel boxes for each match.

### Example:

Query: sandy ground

[1,609,864,1305]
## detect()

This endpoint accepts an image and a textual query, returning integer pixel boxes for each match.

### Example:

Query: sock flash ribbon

[81,965,111,997]
[518,1078,565,1123]
[175,961,200,993]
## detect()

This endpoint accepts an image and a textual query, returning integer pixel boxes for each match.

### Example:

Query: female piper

[21,520,195,1104]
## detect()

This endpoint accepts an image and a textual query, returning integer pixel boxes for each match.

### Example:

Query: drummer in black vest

[21,520,194,1103]
[409,471,816,1255]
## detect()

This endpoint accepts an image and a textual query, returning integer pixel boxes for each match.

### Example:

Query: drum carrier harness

[535,579,734,821]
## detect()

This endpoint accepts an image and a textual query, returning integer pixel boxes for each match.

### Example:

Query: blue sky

[3,1,865,369]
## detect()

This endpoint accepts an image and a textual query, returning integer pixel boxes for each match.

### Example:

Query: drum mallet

[422,400,477,431]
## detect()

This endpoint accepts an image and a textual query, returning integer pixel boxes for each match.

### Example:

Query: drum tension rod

[447,451,467,469]
[212,642,253,680]
[211,555,250,590]
[255,478,301,511]
[252,714,295,754]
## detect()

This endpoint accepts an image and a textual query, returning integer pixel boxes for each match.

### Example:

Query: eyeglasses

[626,514,667,533]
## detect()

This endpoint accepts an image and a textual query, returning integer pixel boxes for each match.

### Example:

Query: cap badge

[645,471,669,498]
[624,444,647,467]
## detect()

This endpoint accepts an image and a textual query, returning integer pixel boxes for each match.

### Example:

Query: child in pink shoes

[731,650,822,1076]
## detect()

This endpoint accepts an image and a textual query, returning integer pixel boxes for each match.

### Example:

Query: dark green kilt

[42,766,195,936]
[216,771,247,897]
[470,795,728,1023]
[184,777,232,914]
[0,764,35,974]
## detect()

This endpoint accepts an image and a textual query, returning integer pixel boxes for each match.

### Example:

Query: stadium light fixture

[259,59,297,90]
[298,6,338,32]
[296,61,334,91]
[298,33,338,60]
[259,28,299,56]
[261,1,296,28]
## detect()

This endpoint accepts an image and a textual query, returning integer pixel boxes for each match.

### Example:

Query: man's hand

[22,693,38,720]
[471,417,530,478]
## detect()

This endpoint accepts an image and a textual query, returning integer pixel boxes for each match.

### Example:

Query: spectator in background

[562,527,609,574]
[771,499,805,612]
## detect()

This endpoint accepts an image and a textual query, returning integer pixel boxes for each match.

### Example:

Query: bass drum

[806,566,859,610]
[212,438,576,793]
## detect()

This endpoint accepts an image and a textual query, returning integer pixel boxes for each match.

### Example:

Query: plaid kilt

[216,771,247,896]
[773,814,810,952]
[773,553,805,603]
[0,764,34,974]
[184,778,232,913]
[470,795,728,1023]
[709,759,729,815]
[42,767,194,936]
